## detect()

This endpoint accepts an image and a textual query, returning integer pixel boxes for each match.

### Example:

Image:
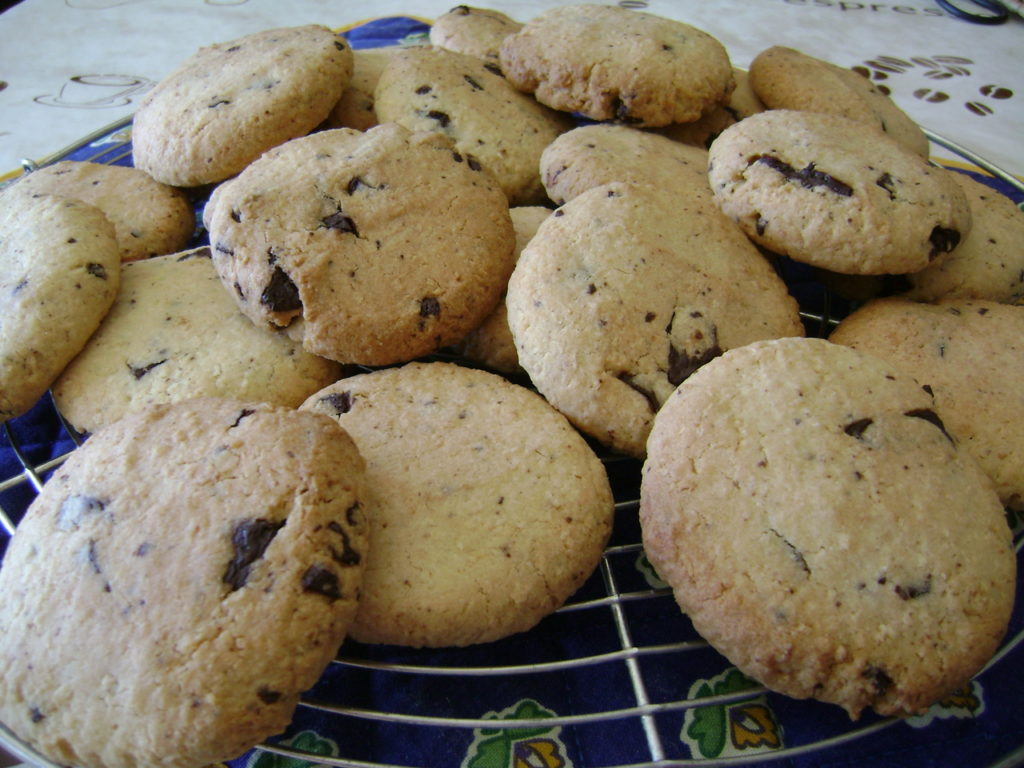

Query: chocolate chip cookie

[301,361,613,648]
[499,4,734,127]
[374,45,573,204]
[52,247,341,434]
[4,160,195,261]
[205,123,515,366]
[830,297,1024,511]
[641,337,1015,719]
[132,25,354,187]
[506,181,804,458]
[0,190,120,422]
[0,397,369,768]
[707,109,971,275]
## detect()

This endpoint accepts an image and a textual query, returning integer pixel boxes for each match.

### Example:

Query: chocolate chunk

[320,391,354,415]
[260,266,302,313]
[178,246,212,261]
[483,62,503,77]
[611,96,642,124]
[420,296,441,317]
[327,521,361,566]
[463,74,483,91]
[29,707,45,724]
[667,343,722,386]
[321,211,359,236]
[57,494,106,530]
[466,155,482,172]
[86,263,108,279]
[230,408,255,428]
[257,687,283,704]
[301,564,341,600]
[334,40,347,52]
[617,373,659,413]
[844,418,873,439]
[756,155,854,197]
[862,665,893,698]
[876,173,898,200]
[415,85,432,95]
[894,575,932,600]
[928,226,960,258]
[346,177,364,195]
[223,518,285,591]
[127,359,167,380]
[345,501,362,527]
[427,110,450,127]
[214,242,234,257]
[904,408,955,444]
[230,208,242,223]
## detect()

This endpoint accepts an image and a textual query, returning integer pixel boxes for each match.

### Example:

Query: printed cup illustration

[35,74,153,109]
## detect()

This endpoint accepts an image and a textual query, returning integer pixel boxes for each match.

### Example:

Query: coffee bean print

[980,84,1012,99]
[914,88,949,104]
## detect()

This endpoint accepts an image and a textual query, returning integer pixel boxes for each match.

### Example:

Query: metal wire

[0,117,1022,768]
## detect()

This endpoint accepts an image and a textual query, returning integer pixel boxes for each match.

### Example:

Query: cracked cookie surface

[0,398,368,768]
[640,337,1015,719]
[205,123,515,366]
[505,181,803,458]
[301,361,613,648]
[707,109,971,275]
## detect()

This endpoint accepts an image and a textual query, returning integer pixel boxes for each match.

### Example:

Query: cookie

[901,171,1024,303]
[539,123,712,206]
[640,337,1015,719]
[0,191,120,422]
[0,397,369,768]
[707,109,972,275]
[456,205,550,374]
[373,45,573,204]
[4,161,195,261]
[301,361,613,648]
[506,181,804,458]
[829,298,1024,510]
[205,123,515,366]
[323,46,405,132]
[132,25,354,187]
[429,5,523,65]
[51,247,341,434]
[499,4,734,127]
[749,45,929,157]
[655,68,765,148]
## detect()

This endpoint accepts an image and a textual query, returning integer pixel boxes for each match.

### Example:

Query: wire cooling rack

[1,117,1024,768]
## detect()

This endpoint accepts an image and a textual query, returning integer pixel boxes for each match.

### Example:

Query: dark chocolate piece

[223,518,285,591]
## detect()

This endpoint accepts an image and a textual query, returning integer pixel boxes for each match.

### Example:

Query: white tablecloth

[0,0,1021,177]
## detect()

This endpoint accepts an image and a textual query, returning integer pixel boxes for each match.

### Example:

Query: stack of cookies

[0,5,1020,767]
